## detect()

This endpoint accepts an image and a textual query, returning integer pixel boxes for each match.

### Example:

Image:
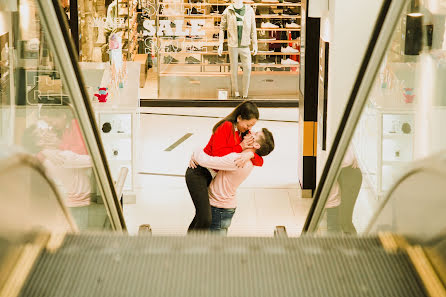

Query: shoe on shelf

[208,56,225,64]
[281,46,300,53]
[190,7,204,14]
[281,58,299,65]
[261,22,279,29]
[165,44,182,52]
[212,33,220,39]
[186,45,202,52]
[285,22,300,28]
[185,56,201,64]
[164,55,179,64]
[282,8,299,15]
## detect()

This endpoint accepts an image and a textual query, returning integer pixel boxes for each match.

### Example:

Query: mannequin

[106,0,118,31]
[218,0,257,99]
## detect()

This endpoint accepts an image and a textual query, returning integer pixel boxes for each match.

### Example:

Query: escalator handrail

[365,150,446,235]
[0,150,78,233]
[303,0,407,232]
[35,0,126,231]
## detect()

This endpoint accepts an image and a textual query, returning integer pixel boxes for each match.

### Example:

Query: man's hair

[256,128,274,157]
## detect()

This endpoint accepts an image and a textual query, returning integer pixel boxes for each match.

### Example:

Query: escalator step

[18,234,428,297]
[58,233,384,251]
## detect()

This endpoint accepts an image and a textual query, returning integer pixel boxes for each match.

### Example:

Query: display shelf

[353,103,415,197]
[159,70,297,75]
[158,2,301,6]
[156,0,301,96]
[160,51,299,55]
[255,15,301,18]
[159,14,301,18]
[257,28,300,31]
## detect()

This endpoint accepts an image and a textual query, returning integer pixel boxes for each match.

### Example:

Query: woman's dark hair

[212,100,259,133]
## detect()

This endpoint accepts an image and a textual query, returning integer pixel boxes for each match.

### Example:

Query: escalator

[1,0,446,296]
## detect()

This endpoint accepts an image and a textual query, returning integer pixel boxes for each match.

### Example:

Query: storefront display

[77,0,301,99]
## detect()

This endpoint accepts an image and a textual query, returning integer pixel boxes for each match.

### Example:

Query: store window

[78,0,302,99]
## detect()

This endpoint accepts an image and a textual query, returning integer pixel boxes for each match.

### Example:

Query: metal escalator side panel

[303,0,407,232]
[34,0,126,231]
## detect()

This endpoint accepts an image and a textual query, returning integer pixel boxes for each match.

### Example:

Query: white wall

[316,0,385,182]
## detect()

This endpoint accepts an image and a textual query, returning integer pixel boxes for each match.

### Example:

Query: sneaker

[186,45,202,52]
[190,7,203,15]
[185,56,201,64]
[164,55,179,64]
[281,46,299,53]
[281,58,299,65]
[208,56,225,64]
[165,45,182,52]
[261,22,279,29]
[282,8,298,15]
[258,56,276,64]
[285,22,300,28]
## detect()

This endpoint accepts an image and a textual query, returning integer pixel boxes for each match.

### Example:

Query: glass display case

[80,61,140,201]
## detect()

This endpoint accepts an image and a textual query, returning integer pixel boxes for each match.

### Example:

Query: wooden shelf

[161,51,300,55]
[160,62,298,67]
[160,38,299,44]
[256,15,301,18]
[159,14,218,17]
[258,27,300,31]
[159,70,298,75]
[159,2,301,6]
[258,39,300,43]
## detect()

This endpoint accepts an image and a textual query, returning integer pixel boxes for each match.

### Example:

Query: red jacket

[203,121,263,166]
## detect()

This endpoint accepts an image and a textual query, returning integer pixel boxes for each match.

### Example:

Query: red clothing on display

[59,119,88,155]
[203,121,263,166]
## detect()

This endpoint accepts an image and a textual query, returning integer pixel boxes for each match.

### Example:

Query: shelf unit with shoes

[153,0,301,98]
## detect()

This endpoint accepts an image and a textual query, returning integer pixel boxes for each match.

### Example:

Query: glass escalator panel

[305,0,446,238]
[0,0,125,231]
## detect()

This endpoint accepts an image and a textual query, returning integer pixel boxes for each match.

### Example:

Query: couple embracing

[186,101,275,235]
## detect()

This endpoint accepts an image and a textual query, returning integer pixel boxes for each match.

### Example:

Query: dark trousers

[327,166,363,234]
[186,165,213,231]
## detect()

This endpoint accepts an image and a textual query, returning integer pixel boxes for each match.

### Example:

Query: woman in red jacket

[186,101,263,231]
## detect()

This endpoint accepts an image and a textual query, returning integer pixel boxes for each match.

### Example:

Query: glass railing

[304,0,446,238]
[0,0,125,231]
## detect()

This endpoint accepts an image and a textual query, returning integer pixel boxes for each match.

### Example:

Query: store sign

[142,20,205,37]
[91,17,126,28]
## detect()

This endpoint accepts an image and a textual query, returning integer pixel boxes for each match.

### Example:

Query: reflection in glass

[0,0,112,231]
[316,0,446,238]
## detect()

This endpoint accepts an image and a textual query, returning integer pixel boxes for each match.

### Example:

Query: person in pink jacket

[190,128,275,235]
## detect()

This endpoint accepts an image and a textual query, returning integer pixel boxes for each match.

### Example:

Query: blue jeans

[210,206,236,235]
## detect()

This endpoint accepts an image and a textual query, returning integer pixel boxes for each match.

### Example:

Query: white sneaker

[281,46,300,53]
[261,22,279,29]
[285,22,300,29]
[281,58,299,65]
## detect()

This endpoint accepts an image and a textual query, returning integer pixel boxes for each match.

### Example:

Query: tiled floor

[124,107,313,236]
